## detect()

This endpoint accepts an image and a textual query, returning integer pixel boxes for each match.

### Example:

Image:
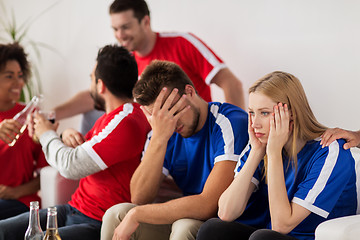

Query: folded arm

[39,130,101,180]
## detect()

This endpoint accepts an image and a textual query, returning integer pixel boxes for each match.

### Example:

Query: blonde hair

[249,71,327,176]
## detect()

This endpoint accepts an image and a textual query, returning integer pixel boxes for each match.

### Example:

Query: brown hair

[109,0,150,22]
[133,60,195,106]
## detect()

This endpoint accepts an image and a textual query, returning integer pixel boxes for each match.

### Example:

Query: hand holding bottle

[32,111,59,140]
[0,119,22,144]
[6,95,41,147]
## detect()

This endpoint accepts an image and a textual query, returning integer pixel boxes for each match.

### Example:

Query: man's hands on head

[140,87,190,142]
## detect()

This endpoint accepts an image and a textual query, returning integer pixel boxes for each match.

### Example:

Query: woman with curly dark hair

[0,42,47,219]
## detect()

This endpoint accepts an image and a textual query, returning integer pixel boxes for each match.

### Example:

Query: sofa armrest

[315,215,360,240]
[40,166,79,209]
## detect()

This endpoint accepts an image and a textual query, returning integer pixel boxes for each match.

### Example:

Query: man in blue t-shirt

[100,60,249,240]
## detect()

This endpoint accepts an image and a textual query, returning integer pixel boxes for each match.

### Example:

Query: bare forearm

[13,176,40,199]
[54,90,94,120]
[130,139,168,204]
[218,151,262,221]
[222,79,245,109]
[267,153,293,233]
[133,194,217,225]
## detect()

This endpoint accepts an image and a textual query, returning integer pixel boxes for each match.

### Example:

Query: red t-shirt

[68,103,151,221]
[134,32,226,102]
[0,103,48,207]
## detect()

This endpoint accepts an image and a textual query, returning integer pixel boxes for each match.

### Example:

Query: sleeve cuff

[39,130,60,146]
[293,197,329,218]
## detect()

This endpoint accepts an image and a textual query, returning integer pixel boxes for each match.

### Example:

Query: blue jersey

[164,102,248,196]
[282,139,357,240]
[236,139,357,240]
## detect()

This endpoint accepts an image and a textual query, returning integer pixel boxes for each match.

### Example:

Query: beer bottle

[24,201,44,240]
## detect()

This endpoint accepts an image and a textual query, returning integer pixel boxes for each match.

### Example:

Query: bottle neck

[28,204,41,228]
[46,209,58,230]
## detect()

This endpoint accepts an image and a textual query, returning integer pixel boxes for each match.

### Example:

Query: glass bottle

[8,95,42,147]
[43,207,61,240]
[24,201,44,240]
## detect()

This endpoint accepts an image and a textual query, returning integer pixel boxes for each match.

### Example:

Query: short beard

[90,91,105,111]
[182,106,200,138]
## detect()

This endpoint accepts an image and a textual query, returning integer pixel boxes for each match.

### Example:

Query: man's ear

[141,15,151,29]
[184,84,196,97]
[97,79,106,94]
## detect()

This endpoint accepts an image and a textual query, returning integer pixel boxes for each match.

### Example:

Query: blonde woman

[197,71,357,240]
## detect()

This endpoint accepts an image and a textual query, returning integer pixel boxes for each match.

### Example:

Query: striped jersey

[69,103,151,220]
[163,102,248,196]
[134,32,226,102]
[236,139,357,240]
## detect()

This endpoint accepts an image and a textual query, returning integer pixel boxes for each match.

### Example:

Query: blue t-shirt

[236,139,357,240]
[164,102,248,196]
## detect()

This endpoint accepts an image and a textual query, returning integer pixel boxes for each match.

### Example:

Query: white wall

[1,0,360,132]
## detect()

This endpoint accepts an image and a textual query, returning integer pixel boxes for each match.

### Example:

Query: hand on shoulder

[321,128,360,150]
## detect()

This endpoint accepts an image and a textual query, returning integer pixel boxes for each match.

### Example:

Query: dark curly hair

[0,42,30,83]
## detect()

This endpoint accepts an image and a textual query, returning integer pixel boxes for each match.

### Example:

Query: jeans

[0,204,102,240]
[197,218,299,240]
[0,199,29,220]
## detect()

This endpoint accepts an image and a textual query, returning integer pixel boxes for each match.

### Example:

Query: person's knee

[249,229,275,240]
[0,213,28,240]
[170,218,203,240]
[101,203,137,240]
[197,218,223,240]
[102,202,136,223]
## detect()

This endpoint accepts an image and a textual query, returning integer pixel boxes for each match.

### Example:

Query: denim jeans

[0,204,102,240]
[0,199,29,220]
[197,218,299,240]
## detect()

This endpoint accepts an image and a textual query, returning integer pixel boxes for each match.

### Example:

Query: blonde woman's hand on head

[267,103,291,156]
[248,113,266,157]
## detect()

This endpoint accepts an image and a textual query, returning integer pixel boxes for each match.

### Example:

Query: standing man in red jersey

[54,0,245,135]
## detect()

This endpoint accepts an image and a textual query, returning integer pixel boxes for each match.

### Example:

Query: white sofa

[315,147,360,240]
[40,166,79,209]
